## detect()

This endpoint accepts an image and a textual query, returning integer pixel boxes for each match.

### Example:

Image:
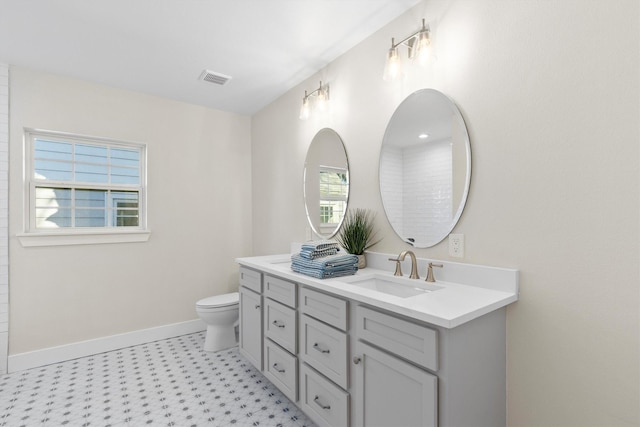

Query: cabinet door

[300,363,350,427]
[239,267,262,293]
[299,287,348,331]
[264,274,296,308]
[353,341,437,427]
[239,287,263,370]
[264,298,297,354]
[264,339,298,402]
[299,314,348,389]
[356,305,438,371]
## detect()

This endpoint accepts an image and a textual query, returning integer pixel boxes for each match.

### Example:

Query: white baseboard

[8,319,206,373]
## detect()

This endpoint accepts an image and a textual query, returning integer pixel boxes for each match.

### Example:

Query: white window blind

[25,129,146,233]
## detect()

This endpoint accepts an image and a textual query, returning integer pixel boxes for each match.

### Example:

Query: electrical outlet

[449,234,464,258]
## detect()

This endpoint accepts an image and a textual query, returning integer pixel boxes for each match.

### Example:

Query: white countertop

[236,252,519,329]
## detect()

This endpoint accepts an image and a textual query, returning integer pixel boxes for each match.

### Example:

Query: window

[318,166,348,229]
[20,129,148,246]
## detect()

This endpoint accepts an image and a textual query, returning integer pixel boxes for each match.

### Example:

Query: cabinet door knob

[255,305,261,309]
[353,356,361,364]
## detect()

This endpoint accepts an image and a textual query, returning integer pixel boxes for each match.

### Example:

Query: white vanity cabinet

[236,256,516,427]
[238,267,263,370]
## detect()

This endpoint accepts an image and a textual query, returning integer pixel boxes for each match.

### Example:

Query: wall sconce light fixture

[383,18,431,81]
[299,81,330,120]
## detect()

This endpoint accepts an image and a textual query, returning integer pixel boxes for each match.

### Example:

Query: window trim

[20,128,149,247]
[17,229,151,247]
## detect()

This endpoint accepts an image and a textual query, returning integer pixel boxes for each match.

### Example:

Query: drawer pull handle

[313,395,331,410]
[313,343,330,354]
[272,363,285,373]
[353,356,361,365]
[272,320,286,328]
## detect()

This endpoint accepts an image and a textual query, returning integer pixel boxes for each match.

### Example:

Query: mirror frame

[303,128,350,239]
[379,88,471,248]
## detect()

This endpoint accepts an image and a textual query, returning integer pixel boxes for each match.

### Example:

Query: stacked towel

[299,240,340,259]
[291,241,359,279]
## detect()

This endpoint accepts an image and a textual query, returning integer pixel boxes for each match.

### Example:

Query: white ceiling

[0,0,421,115]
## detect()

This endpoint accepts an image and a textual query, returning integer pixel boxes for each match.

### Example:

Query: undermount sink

[338,273,444,298]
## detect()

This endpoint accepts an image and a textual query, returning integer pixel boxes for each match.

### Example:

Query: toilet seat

[196,292,239,309]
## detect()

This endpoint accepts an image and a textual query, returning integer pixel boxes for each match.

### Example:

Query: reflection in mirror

[304,128,349,238]
[379,89,471,248]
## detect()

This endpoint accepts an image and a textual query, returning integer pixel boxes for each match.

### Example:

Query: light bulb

[316,87,328,112]
[415,30,431,65]
[299,96,310,120]
[383,45,402,81]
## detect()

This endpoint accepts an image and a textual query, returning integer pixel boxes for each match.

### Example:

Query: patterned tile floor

[0,332,316,427]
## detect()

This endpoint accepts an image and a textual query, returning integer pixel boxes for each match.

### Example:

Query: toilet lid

[196,292,239,308]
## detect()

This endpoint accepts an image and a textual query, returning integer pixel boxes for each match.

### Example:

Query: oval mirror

[304,128,350,238]
[379,89,471,248]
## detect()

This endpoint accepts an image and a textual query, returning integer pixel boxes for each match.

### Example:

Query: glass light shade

[383,46,402,81]
[415,31,431,65]
[299,97,310,120]
[316,88,328,112]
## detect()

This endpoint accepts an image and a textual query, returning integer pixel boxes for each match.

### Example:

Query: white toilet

[195,292,240,352]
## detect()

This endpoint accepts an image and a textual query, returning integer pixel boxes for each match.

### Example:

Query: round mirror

[379,89,471,248]
[304,128,350,238]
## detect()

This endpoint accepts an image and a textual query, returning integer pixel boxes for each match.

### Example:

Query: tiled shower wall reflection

[379,140,453,245]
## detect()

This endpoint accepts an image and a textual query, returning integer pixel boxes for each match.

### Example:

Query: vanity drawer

[299,287,348,331]
[264,298,297,354]
[300,363,349,427]
[356,305,438,371]
[264,339,298,402]
[239,267,262,293]
[300,314,348,389]
[264,274,297,308]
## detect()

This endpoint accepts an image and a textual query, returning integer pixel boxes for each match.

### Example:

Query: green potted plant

[335,208,381,268]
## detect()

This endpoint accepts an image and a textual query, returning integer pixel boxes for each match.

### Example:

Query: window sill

[17,230,151,247]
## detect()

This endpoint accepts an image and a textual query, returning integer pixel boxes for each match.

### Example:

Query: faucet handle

[425,262,443,282]
[388,258,403,276]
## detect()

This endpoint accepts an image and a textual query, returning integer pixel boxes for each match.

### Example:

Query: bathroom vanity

[236,252,518,427]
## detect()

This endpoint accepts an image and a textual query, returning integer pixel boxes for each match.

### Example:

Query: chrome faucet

[388,250,420,279]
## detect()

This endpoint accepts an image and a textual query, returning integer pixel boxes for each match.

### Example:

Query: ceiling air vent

[199,69,232,85]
